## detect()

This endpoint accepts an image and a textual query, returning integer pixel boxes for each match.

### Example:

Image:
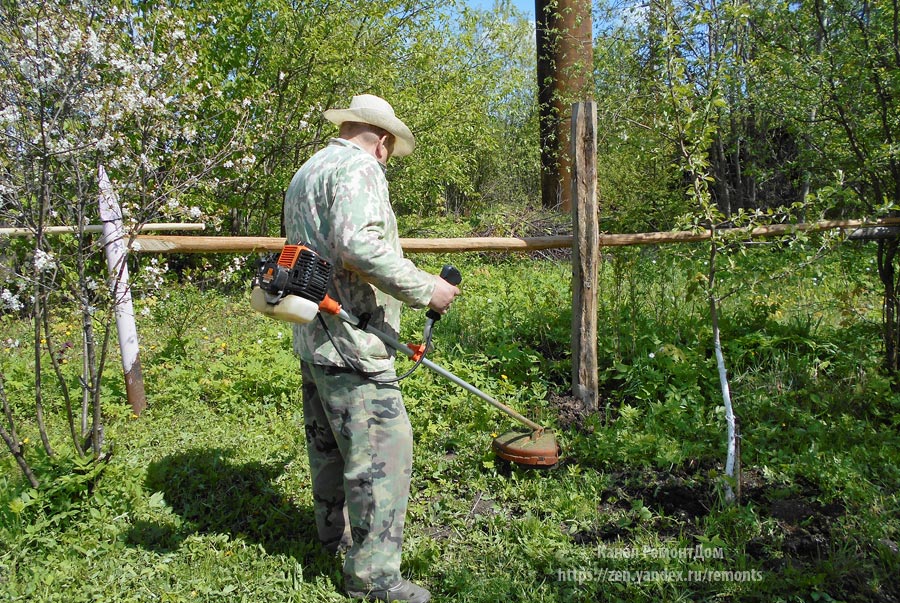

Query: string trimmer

[250,243,559,468]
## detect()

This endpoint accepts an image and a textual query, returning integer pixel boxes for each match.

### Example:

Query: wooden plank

[600,218,900,246]
[133,235,286,253]
[401,235,573,252]
[132,234,573,253]
[570,101,600,411]
[130,218,900,254]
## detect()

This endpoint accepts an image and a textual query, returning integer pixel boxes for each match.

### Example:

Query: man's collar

[331,137,362,151]
[330,138,387,174]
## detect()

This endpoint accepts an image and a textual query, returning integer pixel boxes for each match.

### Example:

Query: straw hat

[323,94,416,157]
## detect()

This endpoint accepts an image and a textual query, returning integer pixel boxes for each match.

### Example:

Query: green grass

[2,242,899,602]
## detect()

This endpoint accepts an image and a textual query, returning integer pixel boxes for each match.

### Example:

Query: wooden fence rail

[130,218,900,255]
[0,223,205,236]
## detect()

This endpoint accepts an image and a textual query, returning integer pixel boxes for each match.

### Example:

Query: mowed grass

[2,243,899,602]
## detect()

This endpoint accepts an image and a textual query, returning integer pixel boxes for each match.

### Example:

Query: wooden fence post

[570,101,600,411]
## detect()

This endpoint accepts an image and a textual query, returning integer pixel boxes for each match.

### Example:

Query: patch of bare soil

[549,392,592,431]
[564,465,716,547]
[559,456,898,601]
[740,471,847,566]
[541,389,899,602]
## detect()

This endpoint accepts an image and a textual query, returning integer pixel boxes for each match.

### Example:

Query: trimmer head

[492,429,559,468]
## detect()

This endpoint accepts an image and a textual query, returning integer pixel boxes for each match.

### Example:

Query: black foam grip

[440,264,462,286]
[426,264,462,322]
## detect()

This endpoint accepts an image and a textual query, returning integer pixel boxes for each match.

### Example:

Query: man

[283,94,459,603]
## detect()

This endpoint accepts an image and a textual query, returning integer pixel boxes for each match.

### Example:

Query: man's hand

[428,274,460,315]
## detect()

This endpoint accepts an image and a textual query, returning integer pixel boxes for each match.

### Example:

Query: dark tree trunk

[877,237,900,378]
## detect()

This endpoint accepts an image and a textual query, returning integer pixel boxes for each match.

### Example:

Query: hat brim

[323,107,415,157]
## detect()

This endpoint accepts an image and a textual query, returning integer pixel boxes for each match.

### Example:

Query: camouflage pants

[300,361,413,592]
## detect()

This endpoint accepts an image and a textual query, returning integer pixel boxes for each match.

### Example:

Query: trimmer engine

[254,244,333,305]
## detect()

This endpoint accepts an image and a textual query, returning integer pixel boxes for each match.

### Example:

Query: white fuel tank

[250,287,319,324]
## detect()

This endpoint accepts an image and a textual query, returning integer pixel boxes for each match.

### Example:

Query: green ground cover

[1,242,899,602]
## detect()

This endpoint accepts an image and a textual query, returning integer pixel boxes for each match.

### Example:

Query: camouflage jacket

[283,138,435,373]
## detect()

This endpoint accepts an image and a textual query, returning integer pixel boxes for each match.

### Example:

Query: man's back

[284,138,431,373]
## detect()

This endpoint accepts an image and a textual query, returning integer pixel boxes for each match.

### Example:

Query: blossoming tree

[0,0,249,485]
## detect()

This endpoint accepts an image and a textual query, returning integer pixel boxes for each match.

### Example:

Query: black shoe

[346,579,431,602]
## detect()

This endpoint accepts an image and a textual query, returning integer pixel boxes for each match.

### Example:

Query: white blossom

[139,257,168,291]
[1,289,23,311]
[84,29,102,60]
[60,29,82,55]
[34,249,56,272]
[0,106,20,125]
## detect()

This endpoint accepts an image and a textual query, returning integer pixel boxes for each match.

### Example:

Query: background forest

[2,0,899,601]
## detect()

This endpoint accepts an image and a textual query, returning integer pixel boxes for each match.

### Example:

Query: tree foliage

[162,0,539,232]
[593,0,900,374]
[0,0,251,481]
